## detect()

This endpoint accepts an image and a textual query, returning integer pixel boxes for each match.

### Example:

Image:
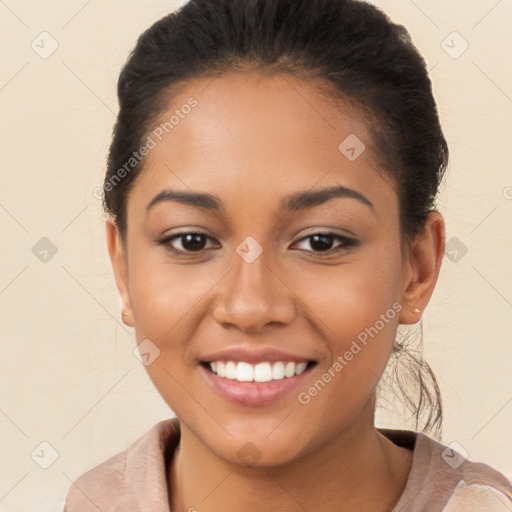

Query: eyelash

[158,231,358,256]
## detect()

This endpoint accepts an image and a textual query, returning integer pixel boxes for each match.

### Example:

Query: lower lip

[200,364,315,406]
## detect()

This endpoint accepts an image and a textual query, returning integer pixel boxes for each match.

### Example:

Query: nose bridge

[212,241,295,331]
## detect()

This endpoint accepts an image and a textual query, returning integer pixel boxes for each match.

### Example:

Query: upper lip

[199,346,315,365]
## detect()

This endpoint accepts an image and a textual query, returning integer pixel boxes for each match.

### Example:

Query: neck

[169,398,412,512]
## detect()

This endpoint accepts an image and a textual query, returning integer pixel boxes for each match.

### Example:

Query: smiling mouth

[201,360,317,383]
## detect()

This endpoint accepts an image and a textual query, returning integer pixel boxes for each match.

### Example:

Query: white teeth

[225,361,237,379]
[295,362,308,375]
[284,362,295,378]
[236,362,254,382]
[216,361,226,377]
[272,361,285,380]
[208,360,311,382]
[254,362,272,382]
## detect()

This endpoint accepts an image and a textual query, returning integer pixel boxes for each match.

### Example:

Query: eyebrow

[283,185,374,212]
[145,185,374,215]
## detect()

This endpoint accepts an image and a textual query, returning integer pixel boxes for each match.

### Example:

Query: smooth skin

[106,71,445,512]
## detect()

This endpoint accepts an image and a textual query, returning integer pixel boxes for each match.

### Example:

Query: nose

[212,249,296,333]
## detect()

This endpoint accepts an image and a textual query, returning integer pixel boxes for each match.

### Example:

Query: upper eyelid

[295,228,357,241]
[292,233,357,250]
[163,231,219,248]
[162,231,356,251]
[162,230,355,241]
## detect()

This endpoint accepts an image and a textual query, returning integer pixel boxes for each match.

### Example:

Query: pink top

[64,418,512,511]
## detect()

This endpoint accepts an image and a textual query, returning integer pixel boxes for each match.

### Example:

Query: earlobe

[399,212,445,325]
[105,218,134,327]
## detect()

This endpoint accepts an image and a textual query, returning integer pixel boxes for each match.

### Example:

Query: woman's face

[109,71,427,466]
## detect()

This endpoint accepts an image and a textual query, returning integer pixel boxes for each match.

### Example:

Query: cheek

[291,243,403,396]
[127,247,216,339]
[292,280,402,448]
[294,240,404,338]
[125,259,205,414]
[125,252,227,408]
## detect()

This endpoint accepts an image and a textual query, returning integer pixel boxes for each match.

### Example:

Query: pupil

[311,234,332,251]
[183,234,205,251]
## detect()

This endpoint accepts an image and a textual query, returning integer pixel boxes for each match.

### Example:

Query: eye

[158,231,357,255]
[292,232,358,254]
[158,232,219,253]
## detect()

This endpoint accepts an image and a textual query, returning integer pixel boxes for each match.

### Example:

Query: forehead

[129,71,397,216]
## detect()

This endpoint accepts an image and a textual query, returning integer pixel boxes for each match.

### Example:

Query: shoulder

[64,418,180,512]
[380,428,512,511]
[64,447,128,511]
[434,437,512,512]
[418,432,511,493]
[441,479,512,512]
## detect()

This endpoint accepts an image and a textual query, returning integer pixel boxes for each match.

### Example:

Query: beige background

[1,0,511,510]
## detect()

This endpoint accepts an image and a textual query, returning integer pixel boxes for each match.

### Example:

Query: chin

[189,411,329,470]
[217,435,308,469]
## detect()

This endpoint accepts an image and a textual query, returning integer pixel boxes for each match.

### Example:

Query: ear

[399,211,445,324]
[106,217,134,327]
